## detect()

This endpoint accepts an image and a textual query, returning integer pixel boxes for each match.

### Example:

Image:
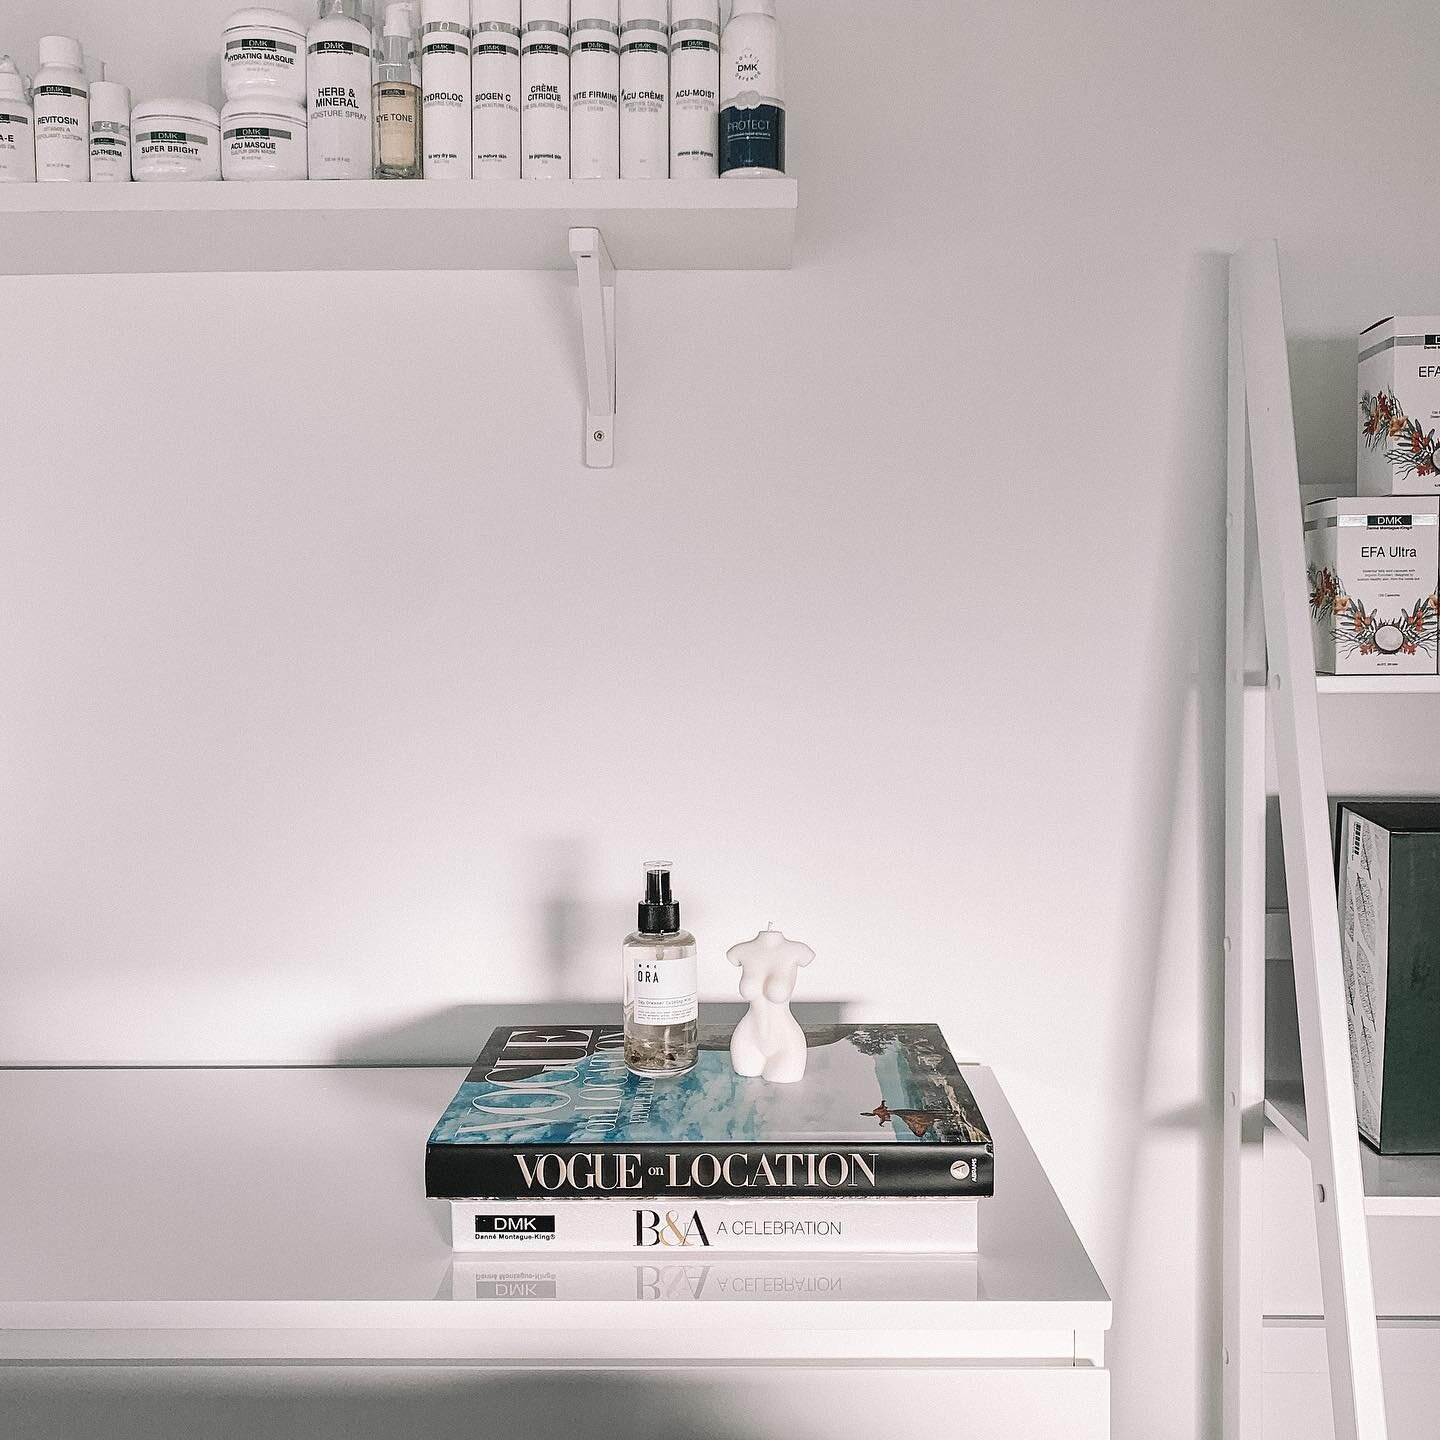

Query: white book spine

[449,1197,979,1253]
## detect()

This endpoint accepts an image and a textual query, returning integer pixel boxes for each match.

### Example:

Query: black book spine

[426,1142,994,1200]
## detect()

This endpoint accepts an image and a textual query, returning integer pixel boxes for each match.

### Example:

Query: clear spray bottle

[623,862,699,1078]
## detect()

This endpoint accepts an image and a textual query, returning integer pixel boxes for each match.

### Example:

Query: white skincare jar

[222,8,308,103]
[221,98,307,179]
[131,99,221,180]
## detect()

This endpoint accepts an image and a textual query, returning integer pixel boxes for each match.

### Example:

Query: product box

[1304,498,1439,675]
[1338,802,1440,1154]
[1359,318,1440,495]
[448,1196,980,1254]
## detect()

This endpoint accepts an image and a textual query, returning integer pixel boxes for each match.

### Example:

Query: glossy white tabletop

[0,1064,1109,1362]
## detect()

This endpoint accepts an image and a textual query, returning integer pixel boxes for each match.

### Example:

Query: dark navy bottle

[719,0,784,178]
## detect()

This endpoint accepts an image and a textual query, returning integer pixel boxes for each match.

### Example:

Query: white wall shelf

[1314,676,1440,695]
[1246,677,1440,696]
[0,1062,1109,1373]
[1265,959,1440,1218]
[1263,1093,1440,1219]
[0,178,797,467]
[0,178,798,275]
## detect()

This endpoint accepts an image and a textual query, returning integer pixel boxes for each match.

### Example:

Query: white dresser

[0,1064,1110,1438]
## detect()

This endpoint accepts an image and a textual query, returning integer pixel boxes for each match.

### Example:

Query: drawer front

[3,1364,1110,1440]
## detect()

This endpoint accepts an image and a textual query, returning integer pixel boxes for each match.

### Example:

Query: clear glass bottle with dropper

[623,861,699,1078]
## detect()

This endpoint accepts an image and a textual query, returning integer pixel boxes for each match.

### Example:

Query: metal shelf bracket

[570,226,616,469]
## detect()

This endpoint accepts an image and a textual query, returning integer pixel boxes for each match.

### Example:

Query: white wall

[6,1,1440,1435]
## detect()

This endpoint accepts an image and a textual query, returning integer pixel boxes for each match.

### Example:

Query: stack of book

[426,1021,992,1255]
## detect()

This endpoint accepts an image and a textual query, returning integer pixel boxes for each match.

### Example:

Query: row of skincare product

[33,35,89,182]
[374,1,423,178]
[720,0,782,177]
[570,0,619,181]
[0,56,35,182]
[5,0,782,184]
[623,861,699,1078]
[472,0,520,174]
[421,0,471,176]
[1338,801,1440,1154]
[222,97,309,178]
[619,0,668,178]
[88,80,132,181]
[1304,497,1440,675]
[669,1,718,178]
[520,0,570,177]
[1359,317,1440,496]
[308,0,374,179]
[224,8,309,104]
[131,99,223,180]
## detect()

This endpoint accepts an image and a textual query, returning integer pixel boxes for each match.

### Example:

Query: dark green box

[1337,801,1440,1155]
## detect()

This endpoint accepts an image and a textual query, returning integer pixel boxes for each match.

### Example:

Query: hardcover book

[449,1197,979,1253]
[426,1022,994,1200]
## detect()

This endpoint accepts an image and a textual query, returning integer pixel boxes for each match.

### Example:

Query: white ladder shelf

[1222,240,1440,1440]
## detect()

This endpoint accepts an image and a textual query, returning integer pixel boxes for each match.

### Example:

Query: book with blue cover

[425,1022,993,1200]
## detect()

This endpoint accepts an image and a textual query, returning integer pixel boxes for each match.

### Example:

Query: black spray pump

[637,862,681,935]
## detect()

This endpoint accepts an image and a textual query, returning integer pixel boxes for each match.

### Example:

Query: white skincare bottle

[88,79,131,181]
[619,0,667,178]
[520,0,570,177]
[308,0,375,178]
[471,0,520,176]
[32,36,89,182]
[421,0,471,177]
[0,57,35,183]
[719,0,783,177]
[569,0,618,179]
[669,0,718,178]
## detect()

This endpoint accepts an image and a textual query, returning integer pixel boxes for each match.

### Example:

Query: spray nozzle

[644,863,673,906]
[638,862,681,935]
[384,0,417,35]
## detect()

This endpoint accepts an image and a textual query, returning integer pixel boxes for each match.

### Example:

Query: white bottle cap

[521,0,570,28]
[86,56,107,83]
[89,79,132,122]
[727,0,774,15]
[672,0,718,24]
[421,0,469,24]
[572,0,618,22]
[0,55,27,104]
[37,35,86,72]
[384,0,417,33]
[472,0,520,24]
[620,0,666,24]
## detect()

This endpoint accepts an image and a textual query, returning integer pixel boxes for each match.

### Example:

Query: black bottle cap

[637,862,680,934]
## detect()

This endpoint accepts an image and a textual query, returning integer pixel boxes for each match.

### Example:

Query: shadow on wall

[3,1369,766,1440]
[333,1000,853,1065]
[1289,333,1361,495]
[330,832,850,1064]
[1100,248,1230,1440]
